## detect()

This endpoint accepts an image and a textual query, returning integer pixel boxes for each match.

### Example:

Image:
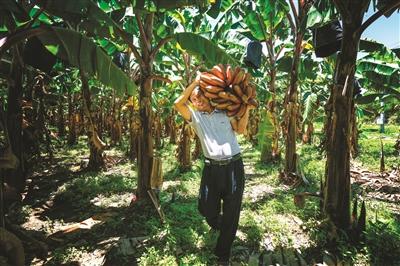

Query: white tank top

[189,108,241,160]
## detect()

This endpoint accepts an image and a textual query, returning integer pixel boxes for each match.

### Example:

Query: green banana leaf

[36,27,136,95]
[276,55,292,73]
[306,0,338,29]
[257,109,275,150]
[360,39,385,53]
[358,59,399,76]
[174,32,239,67]
[153,0,209,10]
[242,0,289,41]
[302,92,318,123]
[37,0,123,40]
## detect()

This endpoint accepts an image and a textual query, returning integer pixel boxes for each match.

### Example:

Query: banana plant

[32,0,243,199]
[233,0,291,163]
[310,0,400,231]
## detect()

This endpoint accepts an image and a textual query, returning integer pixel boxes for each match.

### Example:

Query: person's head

[190,87,212,112]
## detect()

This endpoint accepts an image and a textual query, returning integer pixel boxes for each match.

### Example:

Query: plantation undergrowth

[8,124,399,265]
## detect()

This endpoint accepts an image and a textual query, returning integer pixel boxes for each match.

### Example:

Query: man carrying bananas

[174,75,254,265]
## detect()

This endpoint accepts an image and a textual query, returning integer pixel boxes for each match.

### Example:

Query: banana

[232,70,245,85]
[204,91,219,99]
[213,98,229,103]
[233,84,244,97]
[241,94,249,104]
[249,84,257,98]
[199,80,208,89]
[226,65,233,86]
[209,65,225,80]
[218,64,226,79]
[209,100,218,107]
[236,104,247,118]
[226,103,241,111]
[230,67,241,83]
[216,101,231,110]
[218,91,231,101]
[245,84,253,97]
[227,108,239,117]
[228,92,241,104]
[205,85,224,94]
[242,73,251,87]
[199,83,207,93]
[201,73,226,87]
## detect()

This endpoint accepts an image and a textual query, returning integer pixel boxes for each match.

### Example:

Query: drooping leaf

[257,109,275,150]
[359,39,387,53]
[36,27,136,95]
[152,0,209,10]
[358,59,398,76]
[306,0,338,29]
[207,0,222,18]
[276,54,292,73]
[302,92,318,123]
[174,32,239,67]
[37,0,122,39]
[241,0,289,42]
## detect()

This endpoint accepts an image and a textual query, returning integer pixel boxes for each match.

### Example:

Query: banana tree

[312,0,400,230]
[296,49,330,145]
[281,0,315,178]
[0,2,30,192]
[235,0,291,163]
[354,41,400,152]
[0,3,137,176]
[39,0,240,199]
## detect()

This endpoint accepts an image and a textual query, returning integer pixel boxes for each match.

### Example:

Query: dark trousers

[198,157,245,261]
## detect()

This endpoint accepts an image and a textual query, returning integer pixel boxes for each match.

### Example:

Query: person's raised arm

[173,78,199,121]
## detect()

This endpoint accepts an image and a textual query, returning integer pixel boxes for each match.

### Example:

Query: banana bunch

[199,64,258,118]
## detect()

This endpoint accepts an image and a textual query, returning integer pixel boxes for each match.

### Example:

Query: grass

[11,123,400,265]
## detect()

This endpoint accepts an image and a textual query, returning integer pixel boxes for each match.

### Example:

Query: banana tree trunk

[57,96,65,138]
[168,111,177,144]
[350,104,359,158]
[261,69,280,162]
[192,135,202,160]
[67,92,77,145]
[37,95,53,159]
[154,113,162,149]
[95,98,103,140]
[177,122,191,171]
[80,71,105,170]
[136,13,155,200]
[137,73,154,199]
[129,109,139,161]
[284,32,302,175]
[302,122,314,144]
[324,19,362,230]
[5,47,24,192]
[246,109,259,145]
